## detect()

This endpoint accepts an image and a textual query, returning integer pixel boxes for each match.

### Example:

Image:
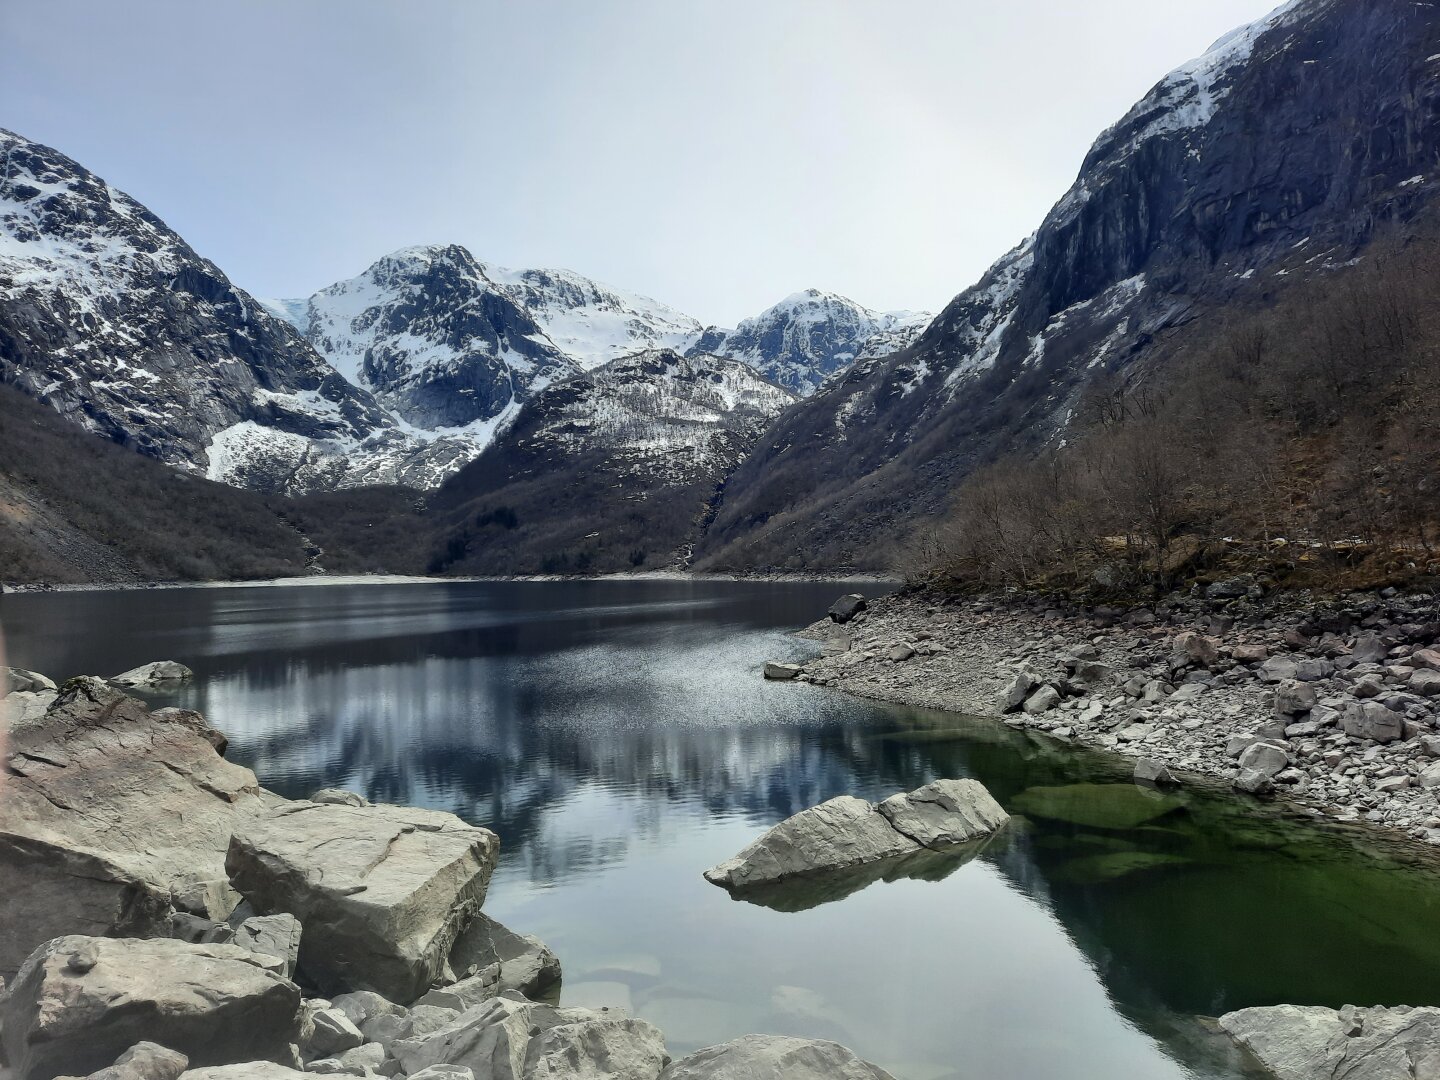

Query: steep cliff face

[426,350,794,574]
[0,128,392,476]
[698,0,1440,570]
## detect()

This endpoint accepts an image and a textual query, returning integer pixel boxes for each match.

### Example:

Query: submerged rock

[703,781,1006,890]
[226,800,500,1003]
[1,935,301,1080]
[658,1034,894,1079]
[1219,1003,1440,1080]
[108,660,194,690]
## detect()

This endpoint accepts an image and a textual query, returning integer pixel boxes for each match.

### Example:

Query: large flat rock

[0,677,273,977]
[2,935,301,1080]
[226,801,500,1003]
[1219,1004,1440,1080]
[659,1035,894,1079]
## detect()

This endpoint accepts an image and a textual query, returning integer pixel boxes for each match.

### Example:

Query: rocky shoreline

[790,585,1440,846]
[0,670,896,1080]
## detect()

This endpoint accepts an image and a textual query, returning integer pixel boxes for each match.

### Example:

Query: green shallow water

[8,578,1440,1080]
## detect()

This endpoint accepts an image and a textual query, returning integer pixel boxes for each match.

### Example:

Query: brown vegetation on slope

[919,237,1440,596]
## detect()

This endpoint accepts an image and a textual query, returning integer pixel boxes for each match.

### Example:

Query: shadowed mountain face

[424,348,795,575]
[696,0,1440,571]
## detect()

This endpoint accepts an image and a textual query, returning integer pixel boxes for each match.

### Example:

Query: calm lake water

[8,578,1440,1080]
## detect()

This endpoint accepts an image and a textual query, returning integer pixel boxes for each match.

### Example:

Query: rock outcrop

[225,801,500,1002]
[703,780,1007,890]
[1,935,301,1080]
[108,661,194,690]
[0,677,271,977]
[1219,1003,1440,1080]
[658,1035,894,1080]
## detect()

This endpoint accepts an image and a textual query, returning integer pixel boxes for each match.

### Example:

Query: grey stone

[1239,741,1290,779]
[762,663,802,681]
[1,935,300,1080]
[1023,685,1062,715]
[303,1009,366,1061]
[406,1069,476,1080]
[887,644,916,663]
[875,779,1009,849]
[1411,669,1440,696]
[658,1034,895,1080]
[5,668,57,695]
[524,1015,669,1079]
[447,913,562,1002]
[0,678,268,979]
[77,1042,190,1080]
[108,661,194,690]
[1235,768,1275,796]
[997,672,1037,713]
[1258,657,1299,684]
[1134,759,1177,787]
[179,1067,310,1080]
[1351,633,1391,665]
[827,595,867,624]
[172,878,243,922]
[1341,702,1405,743]
[226,801,499,1003]
[1219,1004,1440,1080]
[234,914,302,979]
[703,795,918,889]
[1273,680,1318,716]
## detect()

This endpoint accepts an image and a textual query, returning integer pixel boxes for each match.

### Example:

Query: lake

[8,578,1440,1080]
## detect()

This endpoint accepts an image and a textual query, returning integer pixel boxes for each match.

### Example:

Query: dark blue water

[9,578,1440,1080]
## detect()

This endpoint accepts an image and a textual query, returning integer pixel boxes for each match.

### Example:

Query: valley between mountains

[3,0,1440,586]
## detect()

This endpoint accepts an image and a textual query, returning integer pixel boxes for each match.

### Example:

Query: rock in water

[1133,759,1177,787]
[108,661,194,689]
[659,1035,894,1079]
[827,595,867,624]
[762,663,803,681]
[1219,1004,1440,1080]
[875,779,1009,849]
[704,796,919,890]
[1,935,301,1080]
[0,677,270,978]
[703,781,1006,890]
[226,800,500,1003]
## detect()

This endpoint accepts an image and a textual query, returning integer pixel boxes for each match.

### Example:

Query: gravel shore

[791,584,1440,845]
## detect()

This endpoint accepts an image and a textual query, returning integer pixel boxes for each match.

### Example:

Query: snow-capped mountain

[297,245,576,431]
[689,289,931,396]
[426,348,796,574]
[0,127,392,476]
[699,0,1440,569]
[0,128,524,496]
[482,265,703,370]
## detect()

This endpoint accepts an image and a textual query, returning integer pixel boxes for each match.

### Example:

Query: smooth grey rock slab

[226,800,499,1003]
[0,678,270,978]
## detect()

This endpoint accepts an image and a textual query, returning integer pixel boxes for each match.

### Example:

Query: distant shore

[1,570,902,595]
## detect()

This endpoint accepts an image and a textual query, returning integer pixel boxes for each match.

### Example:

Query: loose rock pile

[794,588,1440,844]
[0,667,898,1080]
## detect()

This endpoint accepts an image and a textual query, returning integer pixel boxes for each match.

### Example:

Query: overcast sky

[3,1,1282,326]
